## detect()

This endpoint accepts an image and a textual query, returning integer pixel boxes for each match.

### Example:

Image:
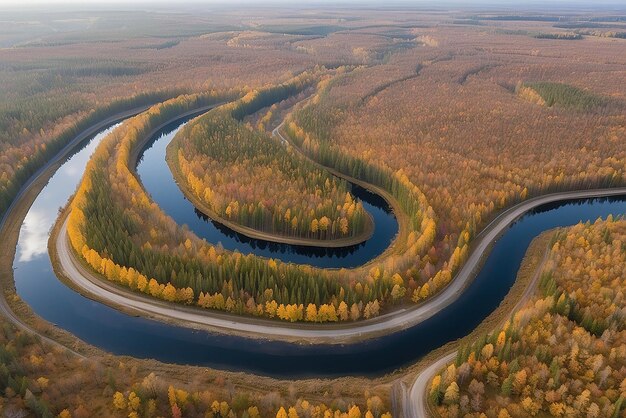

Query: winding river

[11,112,626,378]
[137,116,399,268]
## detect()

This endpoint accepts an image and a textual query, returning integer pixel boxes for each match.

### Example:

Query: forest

[63,19,626,325]
[1,7,380,220]
[63,64,476,323]
[169,72,372,243]
[2,6,626,418]
[286,80,466,305]
[283,31,626,317]
[516,82,612,111]
[67,90,404,324]
[429,217,626,417]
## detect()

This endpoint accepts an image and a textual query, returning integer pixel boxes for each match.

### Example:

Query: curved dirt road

[55,124,626,343]
[406,244,552,417]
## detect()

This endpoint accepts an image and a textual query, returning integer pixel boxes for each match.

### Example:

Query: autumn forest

[0,2,625,418]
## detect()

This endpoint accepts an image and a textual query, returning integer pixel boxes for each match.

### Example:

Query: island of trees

[516,81,611,111]
[168,72,373,245]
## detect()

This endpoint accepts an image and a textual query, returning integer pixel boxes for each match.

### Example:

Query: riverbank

[405,230,554,417]
[46,106,392,345]
[54,210,411,344]
[0,106,153,358]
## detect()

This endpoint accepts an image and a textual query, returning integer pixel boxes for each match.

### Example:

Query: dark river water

[12,113,626,378]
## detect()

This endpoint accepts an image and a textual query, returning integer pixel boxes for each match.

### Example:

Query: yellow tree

[319,216,330,231]
[444,382,460,404]
[338,301,349,321]
[128,392,141,411]
[339,217,349,234]
[348,405,362,418]
[113,392,126,410]
[306,304,318,322]
[310,219,319,234]
[162,283,177,302]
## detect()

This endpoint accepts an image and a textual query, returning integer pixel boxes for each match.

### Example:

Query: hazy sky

[2,0,626,4]
[1,0,625,12]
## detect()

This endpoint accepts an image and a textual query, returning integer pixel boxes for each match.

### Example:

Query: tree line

[517,81,612,111]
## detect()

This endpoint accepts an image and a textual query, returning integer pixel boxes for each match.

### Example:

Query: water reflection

[16,126,116,263]
[18,209,50,262]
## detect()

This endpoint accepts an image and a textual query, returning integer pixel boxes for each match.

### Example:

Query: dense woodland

[1,8,391,220]
[67,81,463,323]
[0,321,392,417]
[283,31,626,309]
[170,72,371,242]
[0,9,414,417]
[3,7,626,417]
[429,217,626,417]
[65,16,626,323]
[287,81,465,305]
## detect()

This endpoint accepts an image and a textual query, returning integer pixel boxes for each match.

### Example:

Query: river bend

[11,112,626,377]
